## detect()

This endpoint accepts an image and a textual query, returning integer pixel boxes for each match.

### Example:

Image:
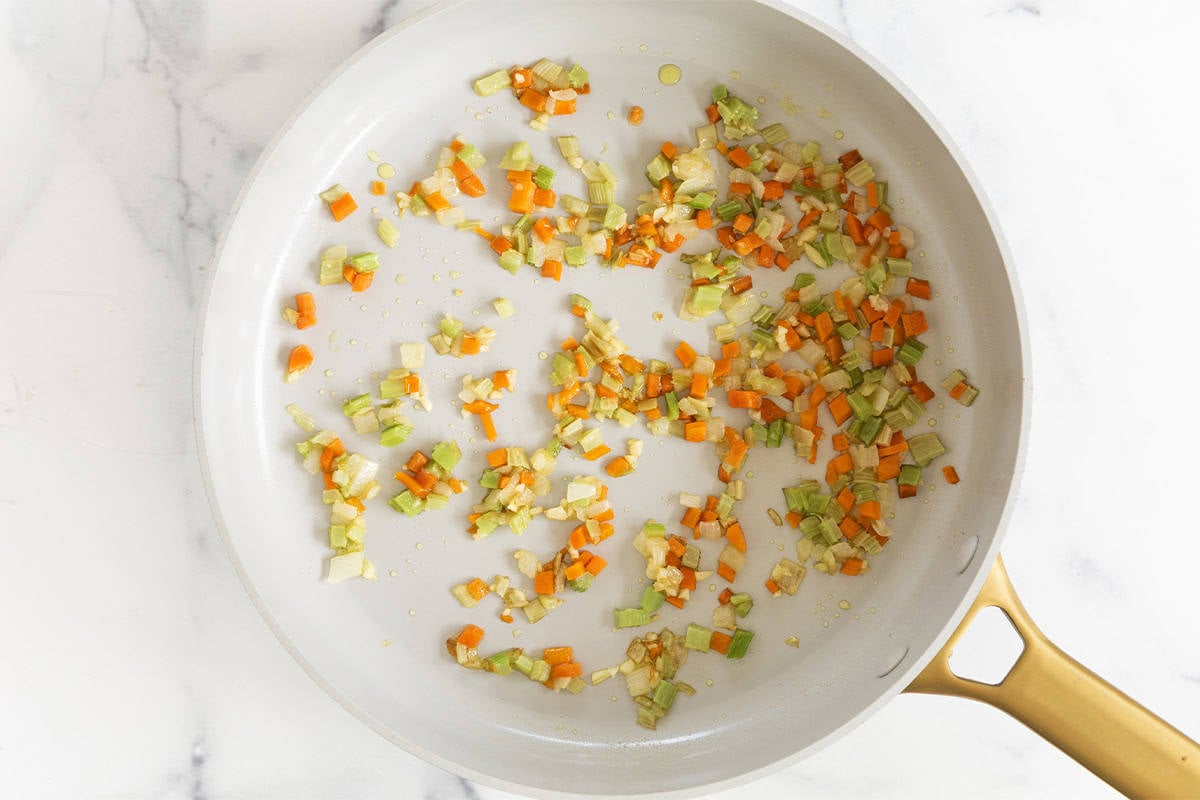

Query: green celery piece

[379,423,412,447]
[898,464,921,486]
[342,394,373,417]
[641,585,666,612]
[614,608,651,628]
[388,490,425,516]
[652,680,678,711]
[498,249,523,273]
[479,469,501,489]
[473,69,511,96]
[688,192,716,210]
[347,252,380,273]
[569,573,595,592]
[532,165,556,189]
[664,392,680,420]
[908,432,946,467]
[684,623,712,652]
[726,628,755,659]
[431,440,461,472]
[486,650,514,676]
[564,246,587,267]
[567,63,589,88]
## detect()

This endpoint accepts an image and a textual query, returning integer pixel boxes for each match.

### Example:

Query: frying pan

[195,0,1200,795]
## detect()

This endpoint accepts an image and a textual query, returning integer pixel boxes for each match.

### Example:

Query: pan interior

[198,0,1024,794]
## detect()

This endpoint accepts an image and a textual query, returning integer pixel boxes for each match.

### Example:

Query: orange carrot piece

[479,410,497,442]
[585,554,608,575]
[695,208,713,229]
[456,624,485,648]
[840,558,864,576]
[604,456,633,477]
[486,448,507,468]
[540,259,562,281]
[532,187,557,208]
[533,571,555,596]
[674,341,697,368]
[911,382,935,403]
[731,213,754,234]
[328,192,357,221]
[907,278,932,300]
[583,445,611,461]
[466,578,490,600]
[728,146,752,168]
[828,393,852,425]
[943,465,960,484]
[286,344,314,378]
[550,661,583,679]
[350,271,373,292]
[709,631,732,655]
[684,421,707,442]
[726,522,747,553]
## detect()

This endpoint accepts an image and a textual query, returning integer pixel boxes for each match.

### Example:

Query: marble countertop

[3,0,1198,797]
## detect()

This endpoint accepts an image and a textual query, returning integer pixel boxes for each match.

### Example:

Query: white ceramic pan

[196,1,1200,796]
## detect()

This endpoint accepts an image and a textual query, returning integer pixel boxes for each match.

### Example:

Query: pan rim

[193,0,1032,795]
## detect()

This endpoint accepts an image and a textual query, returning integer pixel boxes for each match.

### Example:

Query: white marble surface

[2,0,1198,797]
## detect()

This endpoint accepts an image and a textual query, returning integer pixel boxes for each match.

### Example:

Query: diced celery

[376,218,400,248]
[319,245,347,285]
[498,249,523,273]
[908,432,946,467]
[388,490,425,516]
[614,608,651,628]
[652,680,678,711]
[473,69,512,96]
[726,628,755,659]
[646,154,671,184]
[342,394,373,417]
[684,623,712,652]
[898,464,921,486]
[564,246,587,267]
[379,423,412,447]
[347,252,380,273]
[431,440,461,471]
[532,164,556,189]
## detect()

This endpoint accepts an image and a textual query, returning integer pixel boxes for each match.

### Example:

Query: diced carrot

[690,373,710,399]
[466,578,489,600]
[907,277,932,300]
[728,146,752,168]
[519,89,548,112]
[370,180,387,196]
[551,98,576,115]
[727,389,761,409]
[394,470,429,498]
[859,500,882,520]
[605,456,633,477]
[709,631,732,655]
[583,445,611,461]
[943,465,960,484]
[901,311,928,337]
[550,661,583,679]
[542,646,573,666]
[541,259,562,281]
[832,432,849,452]
[564,561,585,581]
[729,182,753,196]
[585,555,608,575]
[533,570,555,596]
[479,410,497,442]
[485,448,507,468]
[509,181,535,214]
[286,344,313,379]
[872,348,894,367]
[726,522,747,553]
[731,213,754,234]
[683,421,707,442]
[405,452,430,474]
[460,335,482,356]
[695,208,713,230]
[328,192,357,221]
[762,180,784,201]
[490,235,513,255]
[532,187,557,208]
[350,271,373,292]
[663,595,686,609]
[949,381,969,400]
[828,393,852,425]
[674,341,697,368]
[456,624,485,648]
[814,311,834,342]
[840,557,864,576]
[716,562,737,582]
[876,455,901,481]
[627,105,645,125]
[911,382,935,403]
[706,103,720,123]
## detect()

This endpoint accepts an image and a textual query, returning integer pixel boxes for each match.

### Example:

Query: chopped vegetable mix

[284,65,982,731]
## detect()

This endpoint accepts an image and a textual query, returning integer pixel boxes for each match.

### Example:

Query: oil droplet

[432,273,441,282]
[388,569,398,577]
[611,695,619,702]
[728,69,741,80]
[759,290,769,299]
[838,600,851,610]
[746,471,756,479]
[757,95,767,104]
[918,250,927,258]
[323,369,334,377]
[359,305,367,312]
[348,338,358,346]
[449,270,462,279]
[474,112,484,121]
[777,544,785,552]
[375,163,395,181]
[415,299,424,306]
[607,110,616,120]
[367,150,381,162]
[822,620,830,628]
[380,309,389,318]
[453,289,463,297]
[705,679,714,687]
[639,43,649,52]
[834,612,841,619]
[782,95,802,115]
[468,437,477,445]
[408,609,416,616]
[937,402,945,410]
[709,584,717,592]
[355,377,364,384]
[512,629,522,639]
[658,64,682,85]
[317,388,326,395]
[415,543,424,550]
[382,639,392,648]
[817,107,832,119]
[369,206,379,215]
[784,635,800,648]
[395,273,405,284]
[652,312,664,322]
[538,351,549,360]
[834,130,845,140]
[928,419,937,427]
[869,607,877,614]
